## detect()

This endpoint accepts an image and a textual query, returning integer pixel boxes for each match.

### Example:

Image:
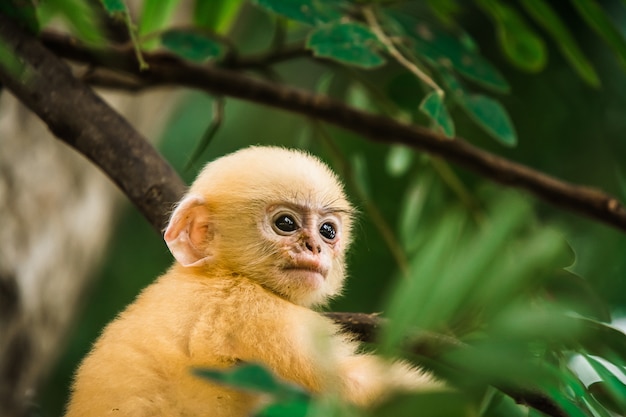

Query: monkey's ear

[164,194,214,267]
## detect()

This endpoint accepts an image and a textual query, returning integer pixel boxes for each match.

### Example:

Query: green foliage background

[10,0,626,415]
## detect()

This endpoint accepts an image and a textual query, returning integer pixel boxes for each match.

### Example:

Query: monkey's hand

[338,355,442,407]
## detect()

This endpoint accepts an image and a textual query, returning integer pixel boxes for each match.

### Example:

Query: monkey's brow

[277,201,352,215]
[324,207,353,215]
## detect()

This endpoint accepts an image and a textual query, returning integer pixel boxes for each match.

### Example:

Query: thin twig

[121,6,148,70]
[362,6,442,94]
[185,97,225,171]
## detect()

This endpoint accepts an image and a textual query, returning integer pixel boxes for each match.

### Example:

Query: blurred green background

[33,1,626,415]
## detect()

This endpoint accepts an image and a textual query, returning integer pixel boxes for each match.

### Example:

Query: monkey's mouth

[283,264,327,280]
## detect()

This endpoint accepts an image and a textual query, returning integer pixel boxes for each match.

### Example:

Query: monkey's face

[165,146,354,308]
[248,202,349,307]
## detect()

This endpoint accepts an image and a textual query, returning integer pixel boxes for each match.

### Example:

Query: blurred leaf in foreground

[372,391,473,417]
[381,192,562,352]
[194,363,311,417]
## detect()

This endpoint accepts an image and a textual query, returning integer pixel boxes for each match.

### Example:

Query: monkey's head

[164,146,355,307]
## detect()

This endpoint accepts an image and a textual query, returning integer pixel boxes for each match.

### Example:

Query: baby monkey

[65,146,437,417]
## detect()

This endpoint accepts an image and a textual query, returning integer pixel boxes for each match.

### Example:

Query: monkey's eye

[319,222,336,240]
[274,214,298,234]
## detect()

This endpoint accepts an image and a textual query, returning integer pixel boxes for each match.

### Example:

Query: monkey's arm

[193,278,437,406]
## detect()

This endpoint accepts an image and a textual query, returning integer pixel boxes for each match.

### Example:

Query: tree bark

[0,16,185,233]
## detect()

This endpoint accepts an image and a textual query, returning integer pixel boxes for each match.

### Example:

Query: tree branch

[39,30,626,234]
[223,41,312,69]
[326,312,570,417]
[0,20,186,232]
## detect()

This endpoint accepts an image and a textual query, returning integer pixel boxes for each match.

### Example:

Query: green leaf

[386,145,414,177]
[255,398,310,417]
[520,0,600,87]
[161,30,226,63]
[372,391,473,417]
[441,67,464,96]
[553,238,576,268]
[476,0,547,72]
[481,390,528,417]
[307,22,386,69]
[381,206,466,352]
[560,366,613,417]
[38,0,104,43]
[194,363,287,395]
[397,175,432,253]
[194,363,279,393]
[545,270,611,322]
[385,12,510,93]
[315,71,334,95]
[585,356,626,414]
[100,0,126,14]
[381,194,566,353]
[570,0,626,68]
[194,363,311,417]
[443,341,561,391]
[589,381,626,415]
[490,304,585,343]
[252,0,342,25]
[577,318,626,365]
[346,82,373,111]
[139,0,180,48]
[419,90,455,137]
[426,0,461,27]
[194,0,243,33]
[546,386,592,417]
[461,94,516,146]
[440,68,516,146]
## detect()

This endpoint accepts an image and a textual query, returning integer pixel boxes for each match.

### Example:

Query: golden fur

[64,147,437,417]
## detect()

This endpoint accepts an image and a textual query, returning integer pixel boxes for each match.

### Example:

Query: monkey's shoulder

[134,269,310,318]
[97,269,336,353]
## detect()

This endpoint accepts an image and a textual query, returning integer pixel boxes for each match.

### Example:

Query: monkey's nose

[304,239,322,254]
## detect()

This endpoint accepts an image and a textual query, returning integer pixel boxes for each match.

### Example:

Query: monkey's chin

[284,268,325,289]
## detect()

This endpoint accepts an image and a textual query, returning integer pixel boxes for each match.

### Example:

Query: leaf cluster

[3,0,626,148]
[93,0,626,147]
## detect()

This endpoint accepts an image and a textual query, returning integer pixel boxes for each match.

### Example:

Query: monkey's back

[64,268,268,417]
